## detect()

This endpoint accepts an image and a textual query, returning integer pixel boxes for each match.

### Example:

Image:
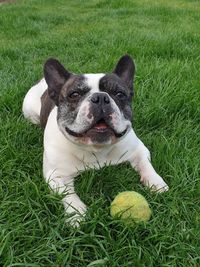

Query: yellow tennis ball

[110,191,151,225]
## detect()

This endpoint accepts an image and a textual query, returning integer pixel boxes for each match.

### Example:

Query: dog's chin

[64,120,128,146]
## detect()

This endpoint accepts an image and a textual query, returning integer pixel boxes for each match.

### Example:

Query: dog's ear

[113,55,135,92]
[44,58,71,105]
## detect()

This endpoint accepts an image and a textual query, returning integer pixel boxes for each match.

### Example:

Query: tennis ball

[110,191,151,225]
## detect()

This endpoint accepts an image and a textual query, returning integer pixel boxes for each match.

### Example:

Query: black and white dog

[22,55,168,226]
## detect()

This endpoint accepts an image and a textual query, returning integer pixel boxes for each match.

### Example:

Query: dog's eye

[68,91,80,99]
[115,91,126,99]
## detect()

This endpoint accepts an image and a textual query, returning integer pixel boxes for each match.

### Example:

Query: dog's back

[22,78,51,126]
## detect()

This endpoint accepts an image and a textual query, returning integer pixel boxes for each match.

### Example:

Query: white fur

[23,75,169,227]
[84,73,105,93]
[22,78,47,124]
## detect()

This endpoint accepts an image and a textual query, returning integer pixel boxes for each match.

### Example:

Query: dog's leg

[47,176,87,227]
[129,141,169,192]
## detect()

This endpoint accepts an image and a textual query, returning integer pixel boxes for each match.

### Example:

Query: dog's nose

[91,93,110,105]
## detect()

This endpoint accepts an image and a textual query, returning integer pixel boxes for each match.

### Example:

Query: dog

[22,55,168,226]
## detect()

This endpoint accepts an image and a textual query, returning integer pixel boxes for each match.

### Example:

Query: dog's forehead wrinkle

[99,74,127,92]
[72,76,88,89]
[61,74,86,95]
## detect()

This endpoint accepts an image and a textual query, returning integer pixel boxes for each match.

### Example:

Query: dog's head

[44,55,135,146]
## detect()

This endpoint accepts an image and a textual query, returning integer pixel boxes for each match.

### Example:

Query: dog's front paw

[141,173,169,192]
[65,201,87,228]
[66,212,86,228]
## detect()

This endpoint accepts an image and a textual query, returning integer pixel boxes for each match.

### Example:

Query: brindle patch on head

[99,74,133,121]
[40,75,89,129]
[57,74,91,126]
[59,75,85,101]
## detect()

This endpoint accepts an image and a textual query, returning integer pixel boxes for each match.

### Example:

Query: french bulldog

[22,55,168,226]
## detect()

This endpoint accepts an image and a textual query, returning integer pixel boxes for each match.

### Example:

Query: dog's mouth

[65,118,127,139]
[92,118,110,132]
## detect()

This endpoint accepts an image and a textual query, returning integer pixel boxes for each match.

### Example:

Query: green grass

[0,0,200,266]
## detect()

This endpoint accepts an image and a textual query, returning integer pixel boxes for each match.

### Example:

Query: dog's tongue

[94,122,108,130]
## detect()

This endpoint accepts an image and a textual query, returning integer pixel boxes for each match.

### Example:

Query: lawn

[0,0,200,266]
